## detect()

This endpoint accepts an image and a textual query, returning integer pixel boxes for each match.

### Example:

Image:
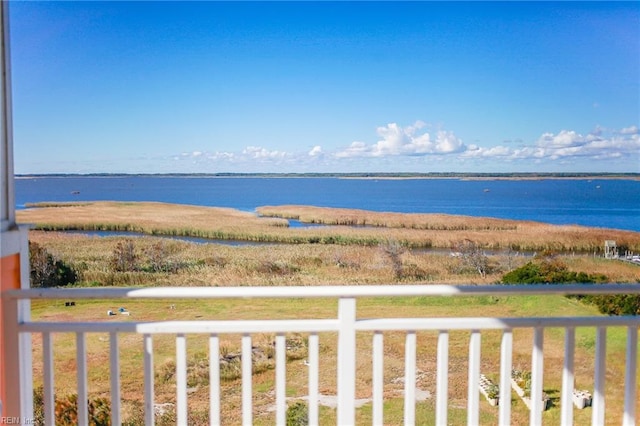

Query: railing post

[561,327,575,426]
[275,333,286,426]
[436,331,449,426]
[209,334,221,426]
[176,333,188,425]
[498,330,512,425]
[242,333,253,426]
[403,331,417,425]
[42,333,55,425]
[622,326,637,426]
[143,334,154,425]
[467,330,480,426]
[337,297,356,425]
[592,327,606,425]
[372,331,384,426]
[76,332,88,426]
[530,327,544,424]
[109,332,121,425]
[308,333,320,426]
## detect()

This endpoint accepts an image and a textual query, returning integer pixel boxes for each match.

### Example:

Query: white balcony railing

[3,284,639,425]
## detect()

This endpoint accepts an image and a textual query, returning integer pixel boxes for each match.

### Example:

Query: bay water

[15,176,640,232]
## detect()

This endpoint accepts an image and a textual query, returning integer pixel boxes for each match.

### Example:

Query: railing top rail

[18,315,640,334]
[5,283,640,300]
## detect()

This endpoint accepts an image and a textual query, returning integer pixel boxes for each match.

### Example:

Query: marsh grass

[28,230,640,288]
[18,201,640,251]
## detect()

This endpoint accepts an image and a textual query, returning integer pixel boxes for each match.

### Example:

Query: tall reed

[18,201,640,252]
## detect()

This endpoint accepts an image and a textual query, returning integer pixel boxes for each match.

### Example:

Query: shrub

[255,260,299,275]
[220,356,242,381]
[399,263,431,281]
[285,333,308,361]
[55,393,111,426]
[501,257,606,285]
[110,240,138,272]
[155,358,177,384]
[33,386,44,425]
[501,257,639,315]
[379,238,406,279]
[286,401,309,426]
[577,294,640,316]
[29,241,78,288]
[454,239,489,278]
[144,241,172,272]
[32,387,111,426]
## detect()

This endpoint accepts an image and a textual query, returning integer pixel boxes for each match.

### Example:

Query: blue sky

[10,1,640,174]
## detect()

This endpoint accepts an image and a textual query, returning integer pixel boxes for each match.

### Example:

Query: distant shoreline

[14,172,640,181]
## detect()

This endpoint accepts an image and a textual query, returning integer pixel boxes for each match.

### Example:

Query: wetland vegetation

[18,201,640,425]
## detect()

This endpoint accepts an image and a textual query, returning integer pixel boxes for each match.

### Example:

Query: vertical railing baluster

[143,334,154,425]
[209,334,220,426]
[76,332,88,426]
[498,330,513,425]
[372,331,384,426]
[467,330,480,426]
[403,331,416,426]
[42,332,54,426]
[530,327,544,424]
[242,333,253,426]
[561,327,575,426]
[275,333,286,425]
[308,333,319,426]
[17,296,33,421]
[337,297,356,426]
[176,333,187,425]
[592,327,606,425]
[109,332,121,425]
[623,325,638,426]
[436,331,449,426]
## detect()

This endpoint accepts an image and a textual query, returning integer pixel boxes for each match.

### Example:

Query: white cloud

[334,141,370,158]
[308,145,323,156]
[461,145,512,158]
[242,146,288,160]
[460,126,639,166]
[535,128,639,160]
[537,130,586,149]
[619,125,639,135]
[334,122,465,158]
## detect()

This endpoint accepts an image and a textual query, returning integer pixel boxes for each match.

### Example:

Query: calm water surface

[15,176,640,232]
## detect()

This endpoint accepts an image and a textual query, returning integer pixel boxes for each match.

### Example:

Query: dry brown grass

[257,205,640,252]
[17,201,640,252]
[28,229,640,289]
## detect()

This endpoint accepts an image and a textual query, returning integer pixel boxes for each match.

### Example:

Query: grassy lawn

[29,294,639,425]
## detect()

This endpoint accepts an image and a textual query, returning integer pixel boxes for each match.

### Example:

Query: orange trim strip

[0,253,21,416]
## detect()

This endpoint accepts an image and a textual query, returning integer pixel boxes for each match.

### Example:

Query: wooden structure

[605,240,618,259]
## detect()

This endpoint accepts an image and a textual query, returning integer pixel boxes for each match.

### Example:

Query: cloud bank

[335,121,466,158]
[172,122,639,172]
[462,126,640,163]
